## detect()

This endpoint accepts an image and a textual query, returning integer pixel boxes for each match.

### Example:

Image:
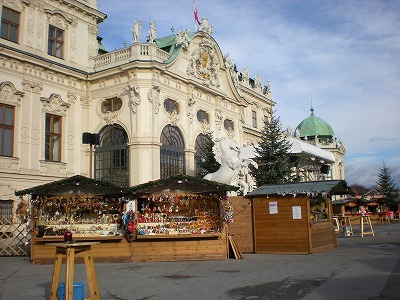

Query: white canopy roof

[240,137,335,163]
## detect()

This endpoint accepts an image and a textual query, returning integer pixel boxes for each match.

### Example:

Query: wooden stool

[47,242,100,300]
[360,216,374,237]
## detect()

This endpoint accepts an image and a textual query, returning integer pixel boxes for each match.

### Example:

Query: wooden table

[47,242,100,300]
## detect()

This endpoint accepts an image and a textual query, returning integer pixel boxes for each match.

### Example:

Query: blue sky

[96,0,400,188]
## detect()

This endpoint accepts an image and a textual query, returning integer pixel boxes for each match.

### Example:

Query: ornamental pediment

[187,37,221,88]
[40,93,70,115]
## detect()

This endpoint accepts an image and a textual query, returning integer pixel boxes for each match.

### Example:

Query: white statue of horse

[203,138,241,185]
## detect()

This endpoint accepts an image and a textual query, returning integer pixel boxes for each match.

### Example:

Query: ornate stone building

[0,0,276,208]
[0,0,346,220]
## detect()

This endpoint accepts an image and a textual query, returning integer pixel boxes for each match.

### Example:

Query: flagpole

[193,0,196,31]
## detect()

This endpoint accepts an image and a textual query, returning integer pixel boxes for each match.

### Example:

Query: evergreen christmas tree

[376,163,399,211]
[196,132,220,178]
[250,110,299,185]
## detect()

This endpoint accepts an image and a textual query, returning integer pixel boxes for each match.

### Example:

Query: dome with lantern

[294,106,334,146]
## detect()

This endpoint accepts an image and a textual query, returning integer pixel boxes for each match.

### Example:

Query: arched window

[160,125,185,178]
[94,124,129,186]
[194,133,209,176]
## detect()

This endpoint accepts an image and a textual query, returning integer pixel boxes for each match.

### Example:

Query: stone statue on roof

[175,28,191,50]
[263,81,271,95]
[241,67,249,84]
[130,20,142,43]
[254,75,261,90]
[148,20,156,43]
[198,18,213,34]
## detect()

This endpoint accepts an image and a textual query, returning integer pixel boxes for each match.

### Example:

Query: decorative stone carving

[0,157,19,170]
[263,81,271,95]
[254,75,261,90]
[67,92,76,104]
[175,28,191,50]
[186,93,196,123]
[215,108,223,127]
[187,39,220,88]
[40,160,67,174]
[0,81,24,106]
[198,18,213,34]
[200,121,211,134]
[125,84,141,114]
[223,53,234,71]
[241,67,249,85]
[44,9,73,30]
[147,85,161,113]
[168,110,179,127]
[40,93,70,115]
[102,111,118,125]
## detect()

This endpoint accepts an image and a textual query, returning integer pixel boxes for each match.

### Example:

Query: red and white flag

[194,0,201,25]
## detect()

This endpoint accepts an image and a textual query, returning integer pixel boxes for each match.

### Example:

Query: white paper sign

[269,202,278,214]
[126,200,136,212]
[292,206,302,219]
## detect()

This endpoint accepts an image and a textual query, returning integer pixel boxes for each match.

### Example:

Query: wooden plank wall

[130,235,227,262]
[227,196,254,253]
[253,195,311,254]
[30,238,131,264]
[311,220,336,253]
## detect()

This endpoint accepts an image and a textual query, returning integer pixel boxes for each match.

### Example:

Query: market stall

[16,175,236,264]
[15,175,130,264]
[125,175,236,262]
[246,180,346,254]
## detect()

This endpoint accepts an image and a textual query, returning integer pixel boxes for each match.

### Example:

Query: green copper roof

[155,31,196,64]
[295,107,334,138]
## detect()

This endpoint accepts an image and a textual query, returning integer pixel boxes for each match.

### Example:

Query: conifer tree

[196,132,220,178]
[250,110,299,185]
[376,163,399,211]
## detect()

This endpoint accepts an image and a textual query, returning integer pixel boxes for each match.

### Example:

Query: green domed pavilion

[295,107,334,145]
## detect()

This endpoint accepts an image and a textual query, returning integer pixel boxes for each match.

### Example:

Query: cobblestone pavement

[1,222,399,300]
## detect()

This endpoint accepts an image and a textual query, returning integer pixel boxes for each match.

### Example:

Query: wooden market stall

[15,175,131,264]
[125,175,237,262]
[246,180,346,254]
[16,175,237,264]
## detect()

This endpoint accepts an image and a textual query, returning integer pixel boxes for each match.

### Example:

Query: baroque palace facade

[0,0,344,210]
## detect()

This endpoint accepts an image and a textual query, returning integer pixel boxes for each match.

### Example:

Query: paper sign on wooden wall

[292,206,302,219]
[269,202,278,214]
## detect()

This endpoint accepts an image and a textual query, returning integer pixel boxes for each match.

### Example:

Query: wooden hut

[126,175,237,262]
[16,175,237,264]
[246,180,345,254]
[15,175,130,264]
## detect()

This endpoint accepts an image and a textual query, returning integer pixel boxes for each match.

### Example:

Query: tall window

[160,125,185,178]
[94,125,129,187]
[1,7,19,43]
[45,114,61,162]
[194,133,209,176]
[252,110,257,128]
[48,25,63,58]
[0,104,14,157]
